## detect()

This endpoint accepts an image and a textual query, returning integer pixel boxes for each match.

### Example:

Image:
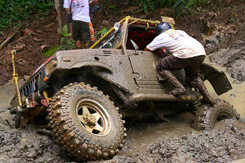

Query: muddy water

[121,112,196,154]
[0,81,17,108]
[205,58,245,119]
[209,81,245,118]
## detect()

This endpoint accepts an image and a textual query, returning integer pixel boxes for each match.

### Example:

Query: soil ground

[0,0,245,162]
[0,0,244,86]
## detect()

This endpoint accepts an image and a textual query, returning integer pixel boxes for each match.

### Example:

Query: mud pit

[1,89,245,163]
[97,119,245,163]
[0,31,245,162]
[1,13,245,163]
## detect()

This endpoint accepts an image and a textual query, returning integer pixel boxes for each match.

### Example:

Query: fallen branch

[0,23,24,50]
[132,8,144,14]
[45,22,55,28]
[36,128,53,137]
[5,120,14,129]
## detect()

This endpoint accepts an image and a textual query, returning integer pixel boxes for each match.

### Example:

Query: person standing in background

[64,0,98,49]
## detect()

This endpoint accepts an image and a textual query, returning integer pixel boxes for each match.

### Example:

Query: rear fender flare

[200,63,232,95]
[69,61,113,73]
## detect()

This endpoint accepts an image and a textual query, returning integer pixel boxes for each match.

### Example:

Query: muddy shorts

[72,20,91,42]
[156,55,205,80]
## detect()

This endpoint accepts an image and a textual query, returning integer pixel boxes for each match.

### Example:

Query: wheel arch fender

[46,61,115,98]
[69,61,113,73]
[200,63,232,95]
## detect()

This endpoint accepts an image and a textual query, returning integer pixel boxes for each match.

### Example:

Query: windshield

[93,25,123,49]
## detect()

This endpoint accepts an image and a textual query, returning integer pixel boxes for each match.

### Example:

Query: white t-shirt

[64,0,90,22]
[146,29,206,58]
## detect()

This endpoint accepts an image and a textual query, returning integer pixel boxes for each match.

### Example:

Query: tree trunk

[54,0,62,31]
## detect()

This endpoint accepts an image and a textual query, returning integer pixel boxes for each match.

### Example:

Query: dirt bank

[209,27,245,84]
[204,24,245,118]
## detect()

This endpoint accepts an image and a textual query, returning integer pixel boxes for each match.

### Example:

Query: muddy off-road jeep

[10,17,238,161]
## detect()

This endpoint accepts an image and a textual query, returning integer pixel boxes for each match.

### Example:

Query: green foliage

[42,46,59,56]
[172,0,209,17]
[58,25,75,50]
[172,0,192,17]
[107,5,116,10]
[137,0,165,13]
[0,0,53,31]
[137,0,210,17]
[96,27,109,39]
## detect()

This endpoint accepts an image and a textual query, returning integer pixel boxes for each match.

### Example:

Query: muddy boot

[190,77,215,105]
[159,70,186,96]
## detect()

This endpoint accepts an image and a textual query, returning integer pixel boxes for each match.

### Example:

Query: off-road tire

[47,82,126,161]
[192,99,240,131]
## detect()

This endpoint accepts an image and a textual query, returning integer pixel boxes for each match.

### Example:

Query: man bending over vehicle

[145,22,215,105]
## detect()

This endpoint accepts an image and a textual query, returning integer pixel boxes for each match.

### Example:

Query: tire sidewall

[193,99,237,130]
[67,86,122,147]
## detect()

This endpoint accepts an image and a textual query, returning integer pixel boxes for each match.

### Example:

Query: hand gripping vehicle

[10,16,239,161]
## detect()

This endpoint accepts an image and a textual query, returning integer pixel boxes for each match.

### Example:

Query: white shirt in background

[146,29,206,59]
[64,0,90,22]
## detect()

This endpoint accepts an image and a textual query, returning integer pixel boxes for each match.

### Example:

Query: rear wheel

[47,82,126,161]
[192,99,240,130]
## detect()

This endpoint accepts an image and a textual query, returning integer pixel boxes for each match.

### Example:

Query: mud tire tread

[192,99,240,131]
[47,82,125,161]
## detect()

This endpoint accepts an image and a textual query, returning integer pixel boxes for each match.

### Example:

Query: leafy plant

[137,0,163,13]
[107,5,116,10]
[172,0,209,17]
[58,25,75,50]
[96,27,109,40]
[172,0,192,17]
[136,0,210,16]
[42,46,59,56]
[0,0,53,31]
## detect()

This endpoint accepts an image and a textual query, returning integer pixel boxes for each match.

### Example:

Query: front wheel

[192,99,240,131]
[47,82,126,161]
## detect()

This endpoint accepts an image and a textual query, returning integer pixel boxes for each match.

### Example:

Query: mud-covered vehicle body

[11,17,236,161]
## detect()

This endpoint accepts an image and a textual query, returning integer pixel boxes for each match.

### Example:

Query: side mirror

[130,39,139,55]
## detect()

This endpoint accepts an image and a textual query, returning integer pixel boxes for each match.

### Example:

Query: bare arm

[65,8,70,13]
[145,47,167,57]
[89,0,98,5]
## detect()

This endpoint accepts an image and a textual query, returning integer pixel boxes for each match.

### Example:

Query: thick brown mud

[0,73,244,163]
[95,119,245,163]
[0,23,244,163]
[0,81,69,162]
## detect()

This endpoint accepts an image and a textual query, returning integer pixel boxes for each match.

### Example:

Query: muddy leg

[190,76,215,105]
[158,70,186,96]
[75,40,82,49]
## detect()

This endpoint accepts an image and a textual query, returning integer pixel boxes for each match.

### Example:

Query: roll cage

[90,16,160,53]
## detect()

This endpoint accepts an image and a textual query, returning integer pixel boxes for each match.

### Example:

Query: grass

[42,46,59,56]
